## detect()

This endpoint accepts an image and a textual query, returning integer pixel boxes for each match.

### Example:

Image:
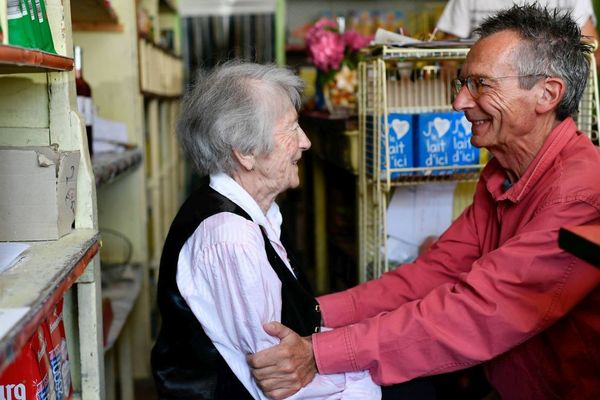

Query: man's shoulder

[545,135,600,204]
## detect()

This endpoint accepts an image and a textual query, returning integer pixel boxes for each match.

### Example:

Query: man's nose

[452,85,475,111]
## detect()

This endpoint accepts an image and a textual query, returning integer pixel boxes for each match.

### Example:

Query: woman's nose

[299,129,311,151]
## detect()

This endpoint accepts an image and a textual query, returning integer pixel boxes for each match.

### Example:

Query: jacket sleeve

[314,200,600,385]
[319,195,482,329]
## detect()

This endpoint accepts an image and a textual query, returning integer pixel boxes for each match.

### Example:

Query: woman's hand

[248,322,317,400]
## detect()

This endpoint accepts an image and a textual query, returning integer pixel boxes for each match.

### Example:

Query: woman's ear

[535,77,565,115]
[233,149,255,172]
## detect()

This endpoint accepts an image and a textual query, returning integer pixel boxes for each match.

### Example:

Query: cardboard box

[0,146,80,241]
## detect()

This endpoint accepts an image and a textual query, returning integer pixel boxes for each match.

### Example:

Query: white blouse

[176,172,380,399]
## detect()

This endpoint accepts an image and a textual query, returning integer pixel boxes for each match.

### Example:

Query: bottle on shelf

[74,45,94,157]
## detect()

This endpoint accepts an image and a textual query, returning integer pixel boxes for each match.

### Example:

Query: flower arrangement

[305,18,372,113]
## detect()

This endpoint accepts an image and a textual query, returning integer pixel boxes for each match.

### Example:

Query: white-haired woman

[151,61,380,400]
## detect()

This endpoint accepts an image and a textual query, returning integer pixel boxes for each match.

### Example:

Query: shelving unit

[358,45,475,281]
[0,230,99,372]
[358,44,599,281]
[93,149,144,188]
[71,0,152,393]
[137,0,185,276]
[71,0,122,32]
[0,0,103,399]
[69,0,184,398]
[0,45,74,73]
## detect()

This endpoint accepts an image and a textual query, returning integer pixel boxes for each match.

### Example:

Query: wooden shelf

[93,148,143,188]
[102,264,143,351]
[559,225,600,267]
[371,167,483,187]
[0,45,74,74]
[72,0,122,32]
[159,0,178,13]
[141,90,182,99]
[0,229,100,375]
[138,33,180,58]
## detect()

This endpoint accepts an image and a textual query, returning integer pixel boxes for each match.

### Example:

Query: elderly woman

[151,62,380,400]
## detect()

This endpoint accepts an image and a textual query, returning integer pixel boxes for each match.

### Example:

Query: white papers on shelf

[373,28,423,46]
[0,307,30,339]
[0,242,29,273]
[386,183,456,264]
[93,116,129,154]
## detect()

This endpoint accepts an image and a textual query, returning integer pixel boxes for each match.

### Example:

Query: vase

[322,65,358,117]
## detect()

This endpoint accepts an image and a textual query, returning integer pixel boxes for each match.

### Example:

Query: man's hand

[248,322,317,400]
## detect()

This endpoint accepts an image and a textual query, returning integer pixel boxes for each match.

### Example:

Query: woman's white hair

[177,61,304,176]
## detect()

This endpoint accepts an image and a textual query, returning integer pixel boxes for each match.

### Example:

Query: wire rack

[358,44,599,282]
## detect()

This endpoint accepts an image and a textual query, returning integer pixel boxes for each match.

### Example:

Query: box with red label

[43,299,72,400]
[0,325,54,400]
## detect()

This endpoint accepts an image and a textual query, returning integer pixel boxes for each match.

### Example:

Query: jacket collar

[481,117,578,203]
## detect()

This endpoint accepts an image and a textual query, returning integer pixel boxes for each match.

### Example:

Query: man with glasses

[249,5,600,400]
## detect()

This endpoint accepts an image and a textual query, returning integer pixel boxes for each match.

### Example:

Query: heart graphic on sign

[391,119,410,139]
[433,117,450,137]
[460,115,472,133]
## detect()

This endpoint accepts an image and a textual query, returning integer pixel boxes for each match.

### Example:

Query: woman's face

[253,100,311,195]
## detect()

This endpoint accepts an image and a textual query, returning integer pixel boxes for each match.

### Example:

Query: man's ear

[535,77,564,114]
[233,148,255,171]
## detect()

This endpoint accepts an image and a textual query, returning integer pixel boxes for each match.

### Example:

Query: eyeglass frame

[451,74,549,98]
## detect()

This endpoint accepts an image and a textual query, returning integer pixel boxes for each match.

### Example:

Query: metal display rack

[358,44,599,282]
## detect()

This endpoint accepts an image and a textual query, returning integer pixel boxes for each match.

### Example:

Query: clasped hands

[248,321,317,400]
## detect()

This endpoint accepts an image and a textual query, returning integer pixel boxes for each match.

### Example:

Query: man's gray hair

[177,61,304,176]
[474,4,593,120]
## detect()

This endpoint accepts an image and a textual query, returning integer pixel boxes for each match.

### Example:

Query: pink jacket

[315,118,600,399]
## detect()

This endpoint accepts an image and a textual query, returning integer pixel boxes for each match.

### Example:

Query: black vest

[151,180,321,400]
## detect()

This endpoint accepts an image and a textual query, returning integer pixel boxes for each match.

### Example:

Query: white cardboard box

[0,146,80,241]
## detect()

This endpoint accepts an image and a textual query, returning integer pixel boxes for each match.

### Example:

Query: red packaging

[43,299,72,400]
[0,325,53,400]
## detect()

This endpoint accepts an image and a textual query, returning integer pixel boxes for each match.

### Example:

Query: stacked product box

[0,325,54,400]
[382,113,414,178]
[415,111,479,174]
[43,299,73,400]
[0,299,73,400]
[365,113,414,179]
[366,111,479,178]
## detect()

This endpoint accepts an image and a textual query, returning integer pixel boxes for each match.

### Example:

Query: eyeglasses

[451,74,548,98]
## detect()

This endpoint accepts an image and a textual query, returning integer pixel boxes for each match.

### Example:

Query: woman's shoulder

[192,211,264,247]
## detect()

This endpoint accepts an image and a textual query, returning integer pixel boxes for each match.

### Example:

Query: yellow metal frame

[358,44,600,281]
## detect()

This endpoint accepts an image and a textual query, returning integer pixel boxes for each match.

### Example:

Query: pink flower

[305,18,337,45]
[306,26,345,71]
[305,18,370,73]
[313,17,338,31]
[343,30,372,52]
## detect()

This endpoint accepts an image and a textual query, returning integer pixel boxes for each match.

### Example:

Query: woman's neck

[231,170,275,214]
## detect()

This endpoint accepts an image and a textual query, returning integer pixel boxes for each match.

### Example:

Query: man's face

[453,30,544,154]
